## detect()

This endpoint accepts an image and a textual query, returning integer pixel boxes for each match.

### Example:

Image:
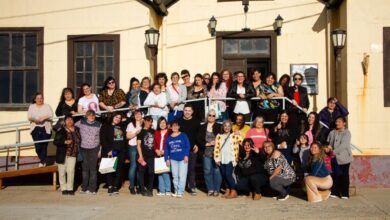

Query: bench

[0,165,58,191]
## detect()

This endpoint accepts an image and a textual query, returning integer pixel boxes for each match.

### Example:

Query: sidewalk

[0,186,389,220]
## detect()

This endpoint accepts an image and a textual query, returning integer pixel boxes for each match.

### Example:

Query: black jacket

[287,86,310,110]
[54,127,81,164]
[100,123,127,157]
[196,122,221,151]
[227,81,256,111]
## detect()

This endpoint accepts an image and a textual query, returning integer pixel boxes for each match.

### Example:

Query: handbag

[99,157,118,174]
[154,157,170,174]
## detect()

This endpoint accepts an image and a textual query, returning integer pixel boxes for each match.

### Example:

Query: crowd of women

[27,69,352,202]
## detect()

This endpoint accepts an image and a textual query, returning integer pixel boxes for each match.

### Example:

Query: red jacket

[154,129,171,157]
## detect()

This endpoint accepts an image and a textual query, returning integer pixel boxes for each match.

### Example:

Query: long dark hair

[239,138,255,160]
[275,110,290,128]
[59,88,74,103]
[102,76,117,92]
[157,117,168,131]
[78,83,91,100]
[305,112,320,137]
[192,73,203,87]
[128,77,140,93]
[107,112,123,125]
[207,72,222,91]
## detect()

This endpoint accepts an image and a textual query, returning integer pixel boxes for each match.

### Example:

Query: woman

[144,83,168,128]
[304,142,333,203]
[327,116,352,199]
[271,111,297,164]
[208,72,228,121]
[257,73,284,125]
[203,72,211,87]
[214,120,243,199]
[126,77,140,111]
[235,138,267,200]
[278,74,291,96]
[154,117,172,196]
[155,72,168,92]
[55,88,78,131]
[126,109,143,194]
[319,97,349,142]
[100,112,127,195]
[75,110,101,194]
[54,115,81,195]
[197,110,222,196]
[304,112,321,145]
[164,120,190,198]
[98,77,126,113]
[136,116,155,197]
[166,72,187,123]
[227,71,256,122]
[232,113,250,138]
[28,93,53,167]
[139,77,151,115]
[251,69,262,120]
[264,141,296,201]
[187,73,208,121]
[245,116,270,150]
[78,83,100,114]
[221,69,233,90]
[287,73,309,132]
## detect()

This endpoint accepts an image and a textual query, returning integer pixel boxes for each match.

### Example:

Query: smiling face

[235,115,244,126]
[223,122,232,133]
[82,85,92,96]
[266,75,275,86]
[64,91,73,101]
[171,74,179,84]
[112,114,122,125]
[212,74,220,86]
[327,99,337,111]
[254,118,264,129]
[131,81,140,90]
[293,75,302,86]
[134,111,142,122]
[244,141,252,153]
[222,71,230,81]
[207,111,216,123]
[310,143,320,156]
[107,79,116,89]
[141,79,150,90]
[308,113,316,125]
[64,117,74,127]
[252,70,261,82]
[280,113,288,124]
[35,94,44,105]
[263,143,274,155]
[195,76,203,86]
[144,119,153,129]
[159,119,167,130]
[158,77,166,87]
[183,106,193,119]
[171,123,180,132]
[153,84,161,95]
[236,72,245,84]
[335,118,346,129]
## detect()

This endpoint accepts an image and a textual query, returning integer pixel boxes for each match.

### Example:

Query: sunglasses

[294,78,302,81]
[108,81,115,84]
[208,114,216,117]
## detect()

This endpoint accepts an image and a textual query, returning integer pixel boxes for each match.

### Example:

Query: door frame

[216,30,277,74]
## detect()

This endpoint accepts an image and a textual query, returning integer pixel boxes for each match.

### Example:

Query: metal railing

[0,96,362,170]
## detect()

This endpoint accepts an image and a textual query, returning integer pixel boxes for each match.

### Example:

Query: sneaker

[108,187,114,196]
[207,191,214,197]
[141,191,148,197]
[165,192,172,196]
[277,194,290,201]
[213,192,220,197]
[39,163,45,168]
[79,189,90,194]
[341,196,349,200]
[171,193,178,198]
[113,187,119,195]
[176,194,183,198]
[189,188,197,196]
[329,194,339,199]
[67,190,75,196]
[62,191,68,195]
[156,192,165,196]
[90,191,97,195]
[129,187,136,195]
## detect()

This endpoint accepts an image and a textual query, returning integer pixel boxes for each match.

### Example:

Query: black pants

[236,173,267,194]
[106,151,126,189]
[187,151,197,189]
[138,157,155,191]
[31,127,51,164]
[80,147,99,192]
[331,163,350,197]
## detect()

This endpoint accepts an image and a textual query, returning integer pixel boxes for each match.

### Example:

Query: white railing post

[15,128,20,170]
[204,97,208,120]
[282,97,286,110]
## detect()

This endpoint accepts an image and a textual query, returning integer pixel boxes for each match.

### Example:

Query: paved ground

[0,185,389,220]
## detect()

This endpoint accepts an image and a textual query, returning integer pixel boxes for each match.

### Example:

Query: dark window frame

[67,34,120,95]
[384,27,390,107]
[0,27,44,111]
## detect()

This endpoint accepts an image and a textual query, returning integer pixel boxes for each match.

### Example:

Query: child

[292,134,310,180]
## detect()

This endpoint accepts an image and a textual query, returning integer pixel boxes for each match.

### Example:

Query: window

[0,28,43,110]
[223,38,270,56]
[384,27,390,107]
[67,35,120,96]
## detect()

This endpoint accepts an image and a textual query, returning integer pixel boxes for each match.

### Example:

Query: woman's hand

[166,160,171,167]
[108,151,113,157]
[184,156,189,163]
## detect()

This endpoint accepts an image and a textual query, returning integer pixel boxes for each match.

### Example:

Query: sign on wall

[290,64,318,95]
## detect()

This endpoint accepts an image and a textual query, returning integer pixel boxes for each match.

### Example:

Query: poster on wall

[290,64,318,95]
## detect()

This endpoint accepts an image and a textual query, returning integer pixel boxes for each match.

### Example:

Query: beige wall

[346,0,390,154]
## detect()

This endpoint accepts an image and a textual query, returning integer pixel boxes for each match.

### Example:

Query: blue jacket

[309,160,330,177]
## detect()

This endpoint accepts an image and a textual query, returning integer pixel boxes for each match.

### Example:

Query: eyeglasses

[108,81,115,84]
[208,114,216,117]
[294,78,302,81]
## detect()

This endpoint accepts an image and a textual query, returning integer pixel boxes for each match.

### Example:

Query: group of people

[27,69,352,202]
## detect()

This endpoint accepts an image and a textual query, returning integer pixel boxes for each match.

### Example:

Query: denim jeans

[80,147,99,192]
[31,127,51,164]
[203,156,222,192]
[220,162,236,189]
[158,173,171,193]
[171,160,188,195]
[128,145,138,188]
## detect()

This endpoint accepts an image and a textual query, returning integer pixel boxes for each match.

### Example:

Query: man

[178,104,200,195]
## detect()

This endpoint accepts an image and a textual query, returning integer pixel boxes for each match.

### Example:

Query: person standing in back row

[178,104,200,196]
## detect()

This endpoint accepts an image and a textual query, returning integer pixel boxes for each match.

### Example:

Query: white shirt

[221,135,233,164]
[234,86,250,114]
[126,123,141,146]
[143,92,168,117]
[78,94,100,112]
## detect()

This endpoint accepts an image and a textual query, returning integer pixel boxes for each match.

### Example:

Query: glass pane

[106,42,113,56]
[253,39,270,55]
[85,42,92,57]
[0,34,9,67]
[239,39,252,54]
[97,57,105,71]
[76,58,84,72]
[85,72,92,85]
[12,71,24,103]
[76,42,84,57]
[25,34,37,66]
[76,73,84,86]
[223,39,238,54]
[26,70,38,102]
[97,72,105,87]
[0,71,10,103]
[97,42,105,56]
[106,57,113,71]
[12,34,23,66]
[106,72,113,78]
[239,39,270,55]
[85,57,92,71]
